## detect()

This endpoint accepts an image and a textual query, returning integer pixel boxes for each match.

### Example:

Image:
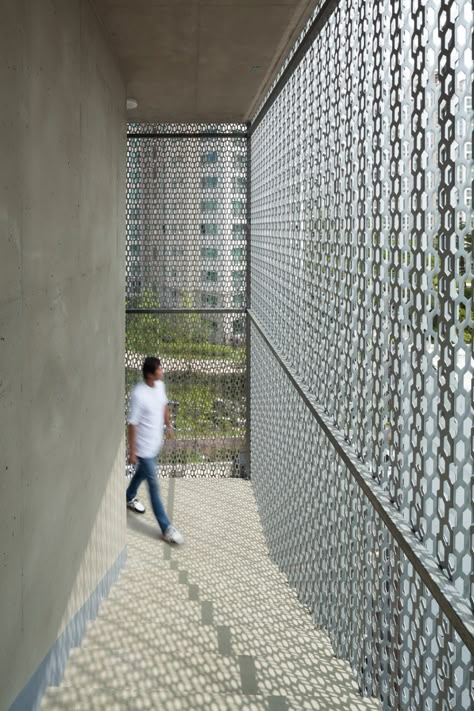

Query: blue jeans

[126,457,170,533]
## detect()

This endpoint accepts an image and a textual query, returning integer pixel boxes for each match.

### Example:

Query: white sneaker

[127,497,145,514]
[163,525,185,545]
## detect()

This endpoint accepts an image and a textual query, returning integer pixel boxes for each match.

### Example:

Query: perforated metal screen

[126,125,247,311]
[124,2,472,704]
[126,124,248,478]
[250,0,473,708]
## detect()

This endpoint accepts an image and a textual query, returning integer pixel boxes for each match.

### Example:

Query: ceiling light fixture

[126,98,138,110]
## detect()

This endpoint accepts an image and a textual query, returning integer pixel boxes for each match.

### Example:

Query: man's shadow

[126,510,161,541]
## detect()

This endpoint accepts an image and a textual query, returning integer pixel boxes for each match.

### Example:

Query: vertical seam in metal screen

[246,121,252,480]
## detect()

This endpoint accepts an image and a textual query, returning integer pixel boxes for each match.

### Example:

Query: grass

[125,313,245,362]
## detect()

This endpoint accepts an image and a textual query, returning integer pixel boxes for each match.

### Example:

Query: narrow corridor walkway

[42,480,380,710]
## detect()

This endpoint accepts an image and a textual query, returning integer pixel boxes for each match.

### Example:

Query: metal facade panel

[126,125,249,478]
[250,0,473,707]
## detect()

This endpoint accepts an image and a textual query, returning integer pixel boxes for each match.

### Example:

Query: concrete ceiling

[92,0,318,123]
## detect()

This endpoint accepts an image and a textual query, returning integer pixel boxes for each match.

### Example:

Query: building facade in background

[127,132,247,343]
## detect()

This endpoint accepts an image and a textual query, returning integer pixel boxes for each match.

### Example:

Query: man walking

[126,356,184,545]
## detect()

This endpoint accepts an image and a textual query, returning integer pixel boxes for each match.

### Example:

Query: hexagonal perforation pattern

[251,324,472,710]
[250,0,472,707]
[127,130,247,310]
[126,125,248,477]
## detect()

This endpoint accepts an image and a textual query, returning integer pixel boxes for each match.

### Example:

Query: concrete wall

[0,1,126,707]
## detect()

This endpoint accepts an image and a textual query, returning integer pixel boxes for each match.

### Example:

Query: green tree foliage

[126,289,245,360]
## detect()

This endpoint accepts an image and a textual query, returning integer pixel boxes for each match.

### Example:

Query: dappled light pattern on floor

[41,480,380,710]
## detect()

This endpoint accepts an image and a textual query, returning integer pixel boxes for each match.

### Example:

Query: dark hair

[142,356,161,379]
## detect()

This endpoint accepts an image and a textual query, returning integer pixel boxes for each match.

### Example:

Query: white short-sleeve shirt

[127,380,169,458]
